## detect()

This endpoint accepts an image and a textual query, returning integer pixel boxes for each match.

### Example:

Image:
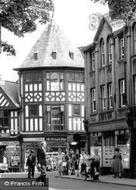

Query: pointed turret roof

[15,21,84,71]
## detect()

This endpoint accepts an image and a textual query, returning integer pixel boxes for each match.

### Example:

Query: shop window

[104,132,115,146]
[29,105,39,116]
[117,134,129,145]
[91,136,102,146]
[90,88,96,112]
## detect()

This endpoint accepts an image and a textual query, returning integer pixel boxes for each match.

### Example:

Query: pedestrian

[37,142,46,166]
[92,149,100,174]
[26,150,36,178]
[64,150,69,175]
[71,150,76,175]
[79,150,87,177]
[112,147,123,178]
[57,148,63,177]
[36,164,46,184]
[75,149,80,177]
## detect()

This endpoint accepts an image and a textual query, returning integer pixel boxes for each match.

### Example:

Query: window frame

[100,39,105,67]
[46,105,64,131]
[107,83,113,109]
[107,38,113,65]
[46,72,64,91]
[119,79,126,107]
[90,51,95,71]
[119,37,125,59]
[0,110,10,126]
[91,88,96,112]
[29,104,39,117]
[133,24,136,54]
[100,85,106,111]
[133,75,136,105]
[73,104,81,116]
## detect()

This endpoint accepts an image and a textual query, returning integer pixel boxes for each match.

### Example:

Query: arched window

[100,38,105,67]
[133,23,136,54]
[107,37,113,65]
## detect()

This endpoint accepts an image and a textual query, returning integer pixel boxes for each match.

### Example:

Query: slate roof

[15,21,84,70]
[0,80,20,108]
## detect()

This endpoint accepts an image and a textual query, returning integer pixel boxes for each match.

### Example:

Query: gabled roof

[0,80,20,108]
[94,16,112,41]
[15,21,84,71]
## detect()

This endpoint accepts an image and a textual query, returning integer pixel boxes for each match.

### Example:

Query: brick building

[83,16,136,177]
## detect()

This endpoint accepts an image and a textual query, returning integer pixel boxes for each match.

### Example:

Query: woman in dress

[57,148,63,177]
[112,147,123,178]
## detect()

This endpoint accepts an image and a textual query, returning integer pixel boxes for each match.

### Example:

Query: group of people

[26,142,46,181]
[56,148,101,180]
[56,147,124,180]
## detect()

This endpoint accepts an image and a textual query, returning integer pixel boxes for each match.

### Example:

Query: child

[37,164,46,183]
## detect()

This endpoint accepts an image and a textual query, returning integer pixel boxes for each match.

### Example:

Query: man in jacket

[26,150,36,178]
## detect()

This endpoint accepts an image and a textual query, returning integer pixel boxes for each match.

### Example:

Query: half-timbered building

[13,21,85,170]
[0,80,20,172]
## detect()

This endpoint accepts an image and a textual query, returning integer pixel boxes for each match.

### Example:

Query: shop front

[90,129,130,175]
[0,141,21,172]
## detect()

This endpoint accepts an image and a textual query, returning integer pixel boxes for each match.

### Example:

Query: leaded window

[46,72,64,91]
[46,105,64,131]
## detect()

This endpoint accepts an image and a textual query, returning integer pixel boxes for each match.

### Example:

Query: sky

[0,0,108,81]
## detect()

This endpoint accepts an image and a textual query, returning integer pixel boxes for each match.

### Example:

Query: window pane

[46,72,64,91]
[29,105,39,116]
[73,104,80,116]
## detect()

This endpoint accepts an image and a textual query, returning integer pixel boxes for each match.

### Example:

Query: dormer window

[69,51,74,59]
[51,52,57,59]
[34,52,38,60]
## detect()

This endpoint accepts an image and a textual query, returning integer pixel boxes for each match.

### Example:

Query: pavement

[60,173,136,187]
[0,172,136,187]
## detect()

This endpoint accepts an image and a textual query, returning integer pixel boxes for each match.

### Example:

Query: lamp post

[83,120,90,155]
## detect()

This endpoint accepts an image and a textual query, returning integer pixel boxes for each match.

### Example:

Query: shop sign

[103,146,114,167]
[23,138,45,142]
[46,137,67,141]
[0,141,19,146]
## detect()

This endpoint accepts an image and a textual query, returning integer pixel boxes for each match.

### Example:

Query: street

[0,172,136,190]
[48,173,136,190]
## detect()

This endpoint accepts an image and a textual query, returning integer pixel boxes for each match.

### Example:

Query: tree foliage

[0,0,54,55]
[91,0,136,23]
